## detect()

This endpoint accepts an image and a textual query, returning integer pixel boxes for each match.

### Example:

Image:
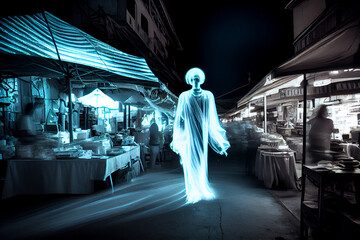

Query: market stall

[222,18,360,238]
[0,12,177,198]
[2,145,140,199]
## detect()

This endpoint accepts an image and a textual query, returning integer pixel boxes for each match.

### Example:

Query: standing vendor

[307,105,334,163]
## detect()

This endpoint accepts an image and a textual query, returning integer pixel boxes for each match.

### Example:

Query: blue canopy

[0,11,159,86]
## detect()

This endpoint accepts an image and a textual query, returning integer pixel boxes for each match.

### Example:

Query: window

[141,14,148,35]
[127,0,136,18]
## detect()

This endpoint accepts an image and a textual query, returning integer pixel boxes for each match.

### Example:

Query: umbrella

[78,88,118,109]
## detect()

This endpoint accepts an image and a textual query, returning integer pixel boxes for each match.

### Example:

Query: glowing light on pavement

[0,171,187,239]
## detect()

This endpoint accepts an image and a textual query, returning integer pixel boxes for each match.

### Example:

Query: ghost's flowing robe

[171,89,230,203]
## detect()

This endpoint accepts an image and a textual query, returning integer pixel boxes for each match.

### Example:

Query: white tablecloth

[2,146,140,199]
[255,149,298,189]
[286,137,303,161]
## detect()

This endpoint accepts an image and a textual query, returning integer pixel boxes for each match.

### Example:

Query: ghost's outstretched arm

[207,92,230,155]
[171,93,186,154]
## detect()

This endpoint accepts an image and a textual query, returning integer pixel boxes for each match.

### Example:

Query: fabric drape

[171,89,230,203]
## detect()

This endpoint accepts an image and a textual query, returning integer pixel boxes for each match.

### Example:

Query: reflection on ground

[0,169,187,239]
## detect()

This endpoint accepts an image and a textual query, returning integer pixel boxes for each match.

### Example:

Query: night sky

[164,0,294,97]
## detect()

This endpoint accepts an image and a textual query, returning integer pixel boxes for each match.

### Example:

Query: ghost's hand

[220,149,228,157]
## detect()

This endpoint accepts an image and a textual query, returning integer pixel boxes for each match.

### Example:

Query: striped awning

[0,11,159,86]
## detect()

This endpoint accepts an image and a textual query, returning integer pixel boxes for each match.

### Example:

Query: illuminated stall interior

[0,12,178,199]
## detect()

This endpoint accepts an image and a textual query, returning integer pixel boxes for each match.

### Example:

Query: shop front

[222,14,360,237]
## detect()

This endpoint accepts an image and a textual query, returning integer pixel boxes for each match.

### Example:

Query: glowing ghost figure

[171,67,230,204]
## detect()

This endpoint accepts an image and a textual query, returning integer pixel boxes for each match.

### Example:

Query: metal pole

[84,107,88,129]
[118,102,122,131]
[2,107,6,136]
[2,89,8,136]
[123,104,127,130]
[264,94,267,133]
[301,75,307,166]
[67,76,73,143]
[300,74,307,238]
[128,105,131,128]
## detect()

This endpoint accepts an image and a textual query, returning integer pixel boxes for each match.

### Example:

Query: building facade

[286,0,360,56]
[71,0,186,95]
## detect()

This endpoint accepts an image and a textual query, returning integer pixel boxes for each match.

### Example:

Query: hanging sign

[279,87,303,98]
[335,81,360,92]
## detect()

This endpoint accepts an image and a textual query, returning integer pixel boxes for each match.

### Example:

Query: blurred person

[307,104,334,163]
[171,67,230,203]
[163,124,173,149]
[149,119,162,168]
[305,105,344,222]
[57,97,67,132]
[256,112,264,128]
[15,103,39,144]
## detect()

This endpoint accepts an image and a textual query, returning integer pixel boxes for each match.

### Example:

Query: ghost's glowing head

[185,68,205,87]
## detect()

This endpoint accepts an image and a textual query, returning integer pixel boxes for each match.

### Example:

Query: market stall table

[301,165,360,238]
[286,137,303,161]
[260,138,283,148]
[2,145,140,199]
[255,148,298,189]
[277,127,293,137]
[339,143,359,158]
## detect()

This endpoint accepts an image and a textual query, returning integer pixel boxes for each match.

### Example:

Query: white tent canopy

[78,88,119,109]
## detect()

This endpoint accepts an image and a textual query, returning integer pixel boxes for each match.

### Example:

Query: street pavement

[0,147,300,240]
